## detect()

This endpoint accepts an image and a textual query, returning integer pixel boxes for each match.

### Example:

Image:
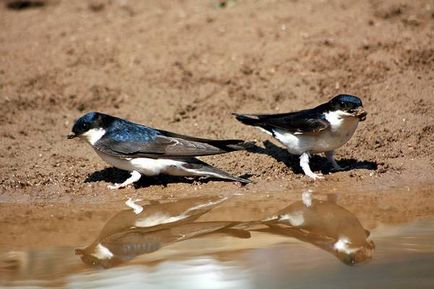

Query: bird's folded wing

[94,134,231,158]
[243,110,330,133]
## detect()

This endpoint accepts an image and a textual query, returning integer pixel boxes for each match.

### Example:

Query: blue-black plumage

[233,94,367,179]
[69,112,252,188]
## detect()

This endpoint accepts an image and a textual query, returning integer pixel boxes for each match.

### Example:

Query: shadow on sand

[84,167,252,188]
[246,140,378,175]
[84,141,377,187]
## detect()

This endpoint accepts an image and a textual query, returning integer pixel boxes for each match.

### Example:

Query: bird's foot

[191,180,203,186]
[306,172,324,180]
[300,152,324,180]
[107,171,142,190]
[325,151,347,172]
[234,181,244,188]
[108,183,127,190]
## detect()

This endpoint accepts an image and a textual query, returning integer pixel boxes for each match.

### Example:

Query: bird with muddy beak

[234,94,367,179]
[68,112,252,189]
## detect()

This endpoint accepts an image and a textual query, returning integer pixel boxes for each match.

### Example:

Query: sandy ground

[0,0,433,249]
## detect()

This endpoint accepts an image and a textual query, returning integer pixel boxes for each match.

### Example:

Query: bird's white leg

[108,170,142,190]
[325,151,346,171]
[299,152,324,180]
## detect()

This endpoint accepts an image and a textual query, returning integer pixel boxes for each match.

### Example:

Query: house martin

[233,94,367,179]
[68,112,251,189]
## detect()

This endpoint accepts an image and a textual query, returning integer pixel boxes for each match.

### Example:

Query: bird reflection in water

[76,192,374,268]
[75,196,251,268]
[259,191,375,265]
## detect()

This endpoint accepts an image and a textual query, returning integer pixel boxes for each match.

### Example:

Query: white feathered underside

[272,110,359,154]
[79,128,224,177]
[94,150,207,177]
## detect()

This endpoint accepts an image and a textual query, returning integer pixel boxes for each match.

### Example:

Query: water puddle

[1,193,434,288]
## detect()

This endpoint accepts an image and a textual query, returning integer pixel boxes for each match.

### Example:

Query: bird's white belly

[273,117,359,154]
[94,150,191,176]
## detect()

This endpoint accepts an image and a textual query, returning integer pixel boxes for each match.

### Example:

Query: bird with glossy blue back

[68,112,252,189]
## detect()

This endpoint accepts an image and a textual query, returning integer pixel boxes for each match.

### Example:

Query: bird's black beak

[67,133,77,139]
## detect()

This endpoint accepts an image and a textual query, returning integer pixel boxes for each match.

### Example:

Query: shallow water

[1,195,434,289]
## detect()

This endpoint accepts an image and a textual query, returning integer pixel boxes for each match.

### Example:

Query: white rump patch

[273,129,299,146]
[91,243,114,260]
[81,128,106,145]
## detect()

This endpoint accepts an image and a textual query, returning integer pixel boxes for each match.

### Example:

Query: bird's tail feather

[183,161,251,184]
[233,113,274,135]
[232,113,261,126]
[209,139,255,152]
[159,130,254,152]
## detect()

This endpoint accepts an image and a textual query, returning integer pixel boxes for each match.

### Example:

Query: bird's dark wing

[234,109,330,134]
[93,124,250,159]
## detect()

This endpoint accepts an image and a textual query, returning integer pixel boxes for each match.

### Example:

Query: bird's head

[67,112,113,141]
[328,94,367,121]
